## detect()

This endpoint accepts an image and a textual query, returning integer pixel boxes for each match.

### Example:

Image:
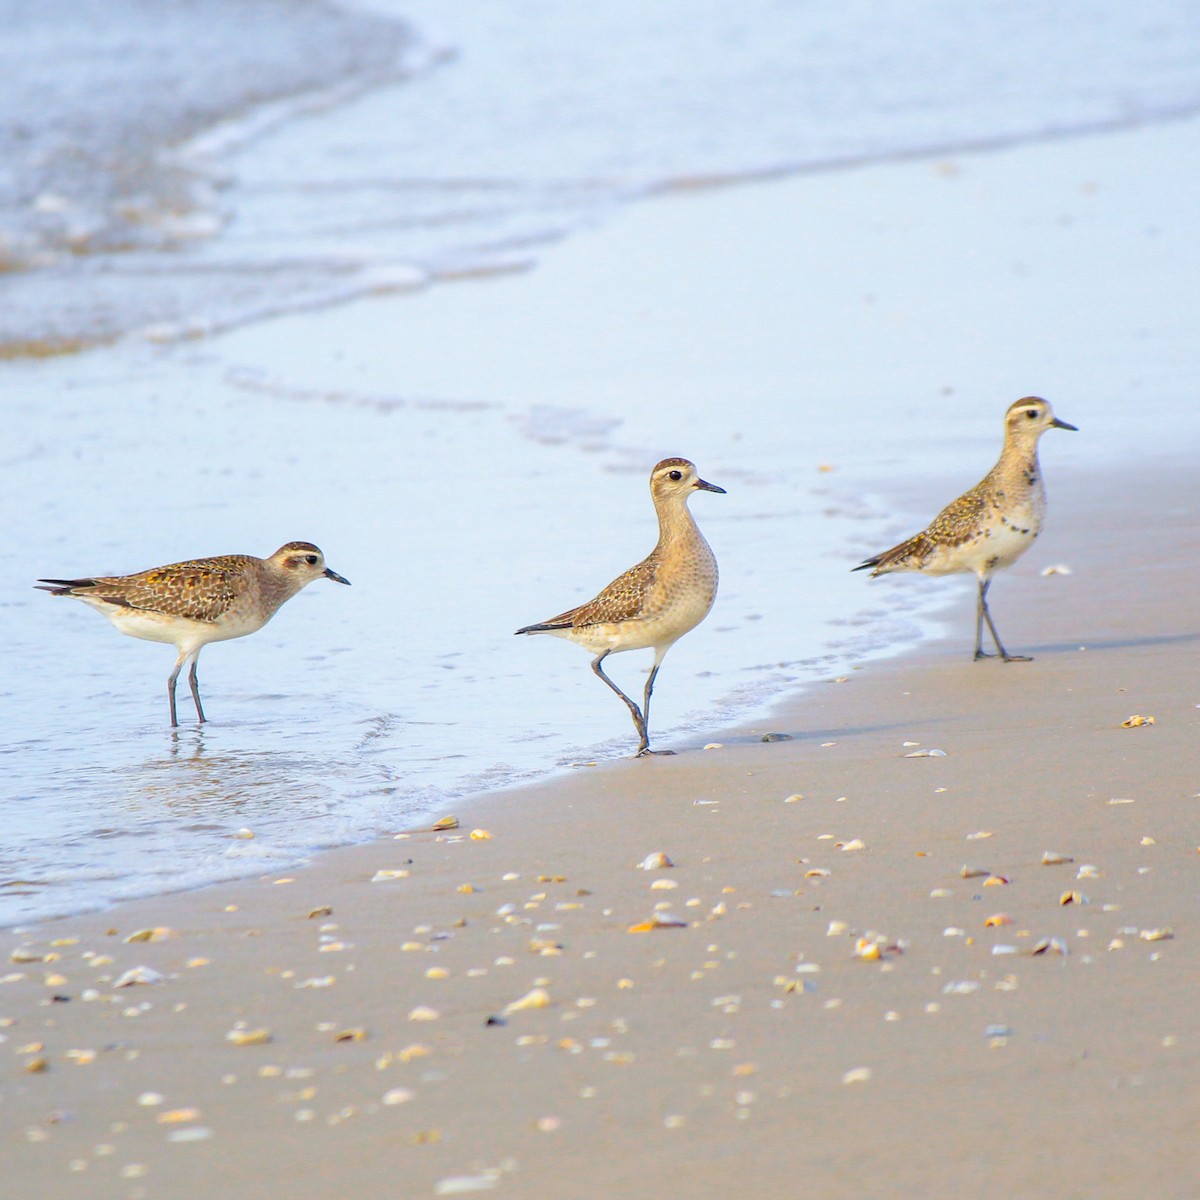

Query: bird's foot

[1001,654,1033,663]
[635,747,676,758]
[973,650,997,660]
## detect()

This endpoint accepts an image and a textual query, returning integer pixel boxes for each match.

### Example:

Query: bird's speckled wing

[546,555,659,628]
[869,481,991,570]
[84,555,258,622]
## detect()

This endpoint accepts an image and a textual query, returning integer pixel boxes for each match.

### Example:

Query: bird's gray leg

[973,578,993,659]
[638,659,675,757]
[590,652,654,756]
[977,579,1031,663]
[187,653,206,723]
[166,654,184,728]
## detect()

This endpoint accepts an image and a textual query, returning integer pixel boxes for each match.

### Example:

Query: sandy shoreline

[3,452,1197,1199]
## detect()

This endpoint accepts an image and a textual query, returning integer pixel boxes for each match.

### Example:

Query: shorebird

[516,458,725,756]
[854,396,1076,662]
[38,542,350,725]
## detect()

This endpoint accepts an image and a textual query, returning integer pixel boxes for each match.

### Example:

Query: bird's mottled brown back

[546,556,659,628]
[87,555,262,623]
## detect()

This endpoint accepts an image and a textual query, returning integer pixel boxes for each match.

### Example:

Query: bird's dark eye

[1025,409,1038,419]
[305,554,319,565]
[668,470,683,481]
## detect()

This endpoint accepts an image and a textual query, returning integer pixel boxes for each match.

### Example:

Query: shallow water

[4,0,1200,349]
[3,1,1200,926]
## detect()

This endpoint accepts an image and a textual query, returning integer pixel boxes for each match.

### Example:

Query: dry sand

[3,455,1197,1199]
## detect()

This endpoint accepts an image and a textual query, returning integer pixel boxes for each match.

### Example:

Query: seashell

[942,980,979,994]
[1041,851,1073,866]
[627,911,688,932]
[504,987,551,1013]
[805,868,831,878]
[983,874,1010,886]
[984,913,1013,927]
[1040,564,1071,575]
[966,831,993,840]
[841,1067,872,1084]
[1140,836,1156,846]
[1107,797,1134,805]
[1139,928,1174,942]
[1031,937,1069,956]
[826,920,848,936]
[137,1092,164,1106]
[66,1049,96,1065]
[470,829,492,841]
[528,939,563,955]
[44,973,68,987]
[1076,865,1101,879]
[636,852,674,870]
[903,748,947,758]
[113,966,165,988]
[650,879,678,890]
[991,944,1019,955]
[383,1088,414,1106]
[1120,715,1155,728]
[295,976,336,989]
[156,1108,201,1124]
[10,947,44,964]
[371,869,409,882]
[167,1128,212,1143]
[960,865,990,879]
[425,967,449,980]
[943,927,966,938]
[334,1028,368,1042]
[408,1006,441,1021]
[225,1027,272,1046]
[929,888,952,898]
[783,794,804,804]
[124,927,174,943]
[654,911,688,928]
[431,816,459,831]
[854,938,882,961]
[457,883,475,894]
[25,1056,49,1073]
[1059,891,1087,906]
[703,743,723,750]
[232,828,254,839]
[307,906,333,919]
[984,1024,1015,1038]
[435,1173,501,1195]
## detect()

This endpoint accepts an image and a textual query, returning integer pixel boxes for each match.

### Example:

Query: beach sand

[4,108,1200,1196]
[3,457,1197,1198]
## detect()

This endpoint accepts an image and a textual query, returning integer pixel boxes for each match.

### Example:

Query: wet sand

[3,454,1197,1199]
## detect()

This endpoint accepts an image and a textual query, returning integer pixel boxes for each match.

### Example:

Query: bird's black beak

[324,568,351,585]
[1051,417,1078,431]
[695,478,726,494]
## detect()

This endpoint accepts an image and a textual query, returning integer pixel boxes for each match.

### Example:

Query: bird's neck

[997,434,1044,490]
[655,498,702,551]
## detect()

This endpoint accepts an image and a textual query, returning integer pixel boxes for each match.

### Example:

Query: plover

[38,542,350,725]
[516,458,724,756]
[854,396,1076,661]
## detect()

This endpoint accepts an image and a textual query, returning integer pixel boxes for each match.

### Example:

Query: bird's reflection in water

[118,725,355,826]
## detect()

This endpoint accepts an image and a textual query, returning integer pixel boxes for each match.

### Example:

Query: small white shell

[504,987,551,1014]
[113,966,165,988]
[1041,851,1074,866]
[1031,937,1069,956]
[636,852,674,870]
